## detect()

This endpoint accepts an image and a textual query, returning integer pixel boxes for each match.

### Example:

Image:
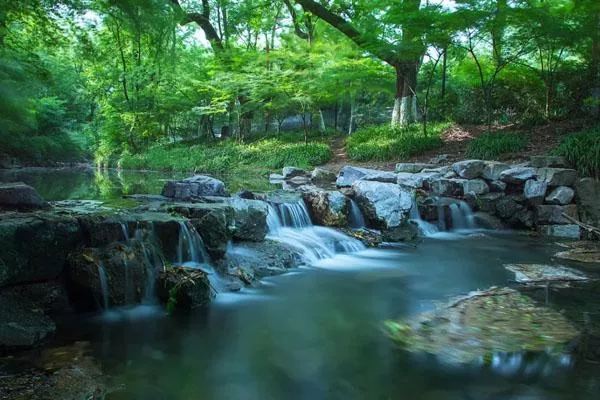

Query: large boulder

[499,167,536,184]
[545,186,575,205]
[161,175,228,199]
[229,198,269,242]
[303,189,347,227]
[537,168,578,187]
[282,167,307,180]
[398,172,443,190]
[462,179,489,196]
[156,266,213,312]
[336,166,380,187]
[477,192,505,213]
[430,178,466,197]
[310,167,336,184]
[362,171,399,183]
[67,240,154,310]
[523,179,547,205]
[452,160,485,179]
[575,178,600,236]
[0,213,83,287]
[395,163,435,173]
[0,182,48,210]
[0,293,56,348]
[352,180,414,230]
[482,161,510,181]
[534,204,579,225]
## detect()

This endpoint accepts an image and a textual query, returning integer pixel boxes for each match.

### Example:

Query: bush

[554,125,600,178]
[0,130,84,163]
[346,123,449,162]
[466,132,529,160]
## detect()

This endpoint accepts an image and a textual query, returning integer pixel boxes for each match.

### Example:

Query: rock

[384,287,579,365]
[0,182,48,210]
[352,181,414,230]
[2,281,69,315]
[0,293,55,347]
[157,266,213,311]
[535,204,579,225]
[538,225,581,239]
[499,167,537,184]
[67,240,154,310]
[0,153,20,169]
[489,180,507,192]
[217,241,300,284]
[162,175,228,199]
[229,198,268,242]
[428,154,450,165]
[382,221,419,242]
[523,179,548,205]
[310,167,336,183]
[362,171,399,183]
[495,197,522,220]
[303,189,347,227]
[395,163,435,173]
[477,192,505,213]
[422,166,451,174]
[430,178,466,197]
[554,242,600,263]
[537,168,578,187]
[0,213,83,287]
[336,166,380,187]
[575,178,600,237]
[482,161,510,181]
[545,186,575,205]
[452,160,485,179]
[269,173,284,181]
[504,263,588,285]
[338,228,384,247]
[236,189,258,200]
[472,212,504,230]
[529,155,568,168]
[443,171,457,179]
[282,166,307,180]
[462,179,489,196]
[398,172,442,190]
[513,208,535,228]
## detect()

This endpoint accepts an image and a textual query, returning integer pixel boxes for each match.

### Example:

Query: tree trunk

[348,98,356,135]
[392,64,418,127]
[318,109,326,133]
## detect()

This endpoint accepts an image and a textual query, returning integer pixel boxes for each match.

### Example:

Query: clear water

[54,233,600,399]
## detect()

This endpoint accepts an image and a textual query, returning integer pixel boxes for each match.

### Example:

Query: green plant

[554,126,600,178]
[466,132,529,159]
[346,123,449,161]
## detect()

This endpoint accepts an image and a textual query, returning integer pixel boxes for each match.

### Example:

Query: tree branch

[282,0,309,40]
[169,0,223,51]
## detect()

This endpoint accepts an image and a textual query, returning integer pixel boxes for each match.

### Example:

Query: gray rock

[399,171,443,189]
[529,155,568,168]
[310,167,336,183]
[288,176,311,185]
[513,208,535,228]
[303,189,347,227]
[495,197,522,220]
[472,212,505,230]
[395,163,435,173]
[156,267,213,311]
[362,171,399,183]
[0,293,55,347]
[538,225,581,239]
[463,179,490,196]
[477,192,505,213]
[430,179,466,197]
[422,166,451,174]
[0,182,47,210]
[2,281,69,315]
[499,167,537,184]
[229,198,268,242]
[537,168,578,187]
[352,180,414,229]
[489,180,507,192]
[336,166,380,187]
[482,161,510,181]
[443,171,457,179]
[523,180,548,204]
[535,204,579,225]
[428,154,450,165]
[382,221,419,242]
[452,160,485,179]
[575,178,600,238]
[545,186,575,205]
[162,175,228,199]
[282,166,307,180]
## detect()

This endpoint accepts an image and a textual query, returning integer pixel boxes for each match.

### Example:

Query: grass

[346,123,449,162]
[553,125,600,178]
[0,130,84,164]
[116,136,332,176]
[466,132,529,159]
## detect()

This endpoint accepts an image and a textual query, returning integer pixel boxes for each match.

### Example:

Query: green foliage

[346,123,449,161]
[554,126,600,178]
[466,132,529,159]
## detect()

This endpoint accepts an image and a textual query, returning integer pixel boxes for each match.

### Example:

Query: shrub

[554,125,600,178]
[347,123,449,162]
[466,132,529,160]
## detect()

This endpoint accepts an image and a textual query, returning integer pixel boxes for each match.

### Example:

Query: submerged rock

[161,175,229,199]
[504,263,589,286]
[156,266,213,311]
[385,287,579,364]
[554,241,600,264]
[0,182,48,210]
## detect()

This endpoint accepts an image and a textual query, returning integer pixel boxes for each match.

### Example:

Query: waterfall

[97,264,109,310]
[121,222,130,241]
[266,200,365,264]
[409,202,439,237]
[177,221,209,265]
[348,199,366,229]
[448,201,476,231]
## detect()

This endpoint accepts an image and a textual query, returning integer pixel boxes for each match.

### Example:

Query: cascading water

[409,202,439,237]
[121,222,130,241]
[267,200,365,264]
[448,201,476,231]
[348,199,366,229]
[97,264,110,310]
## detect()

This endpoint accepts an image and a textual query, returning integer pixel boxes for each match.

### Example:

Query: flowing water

[348,199,366,229]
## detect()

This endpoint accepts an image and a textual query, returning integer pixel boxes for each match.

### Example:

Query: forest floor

[321,119,593,173]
